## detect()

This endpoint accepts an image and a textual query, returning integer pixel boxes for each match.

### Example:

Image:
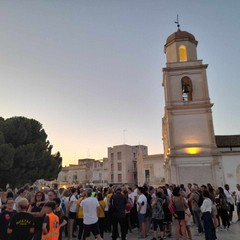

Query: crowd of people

[0,182,239,240]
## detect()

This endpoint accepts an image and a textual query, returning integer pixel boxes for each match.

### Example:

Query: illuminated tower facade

[162,29,223,186]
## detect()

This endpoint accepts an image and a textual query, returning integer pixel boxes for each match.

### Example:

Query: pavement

[63,215,240,240]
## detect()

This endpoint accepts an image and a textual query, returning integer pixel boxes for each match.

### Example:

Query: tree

[0,117,62,188]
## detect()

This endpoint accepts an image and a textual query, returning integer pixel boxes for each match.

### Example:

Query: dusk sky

[1,1,240,166]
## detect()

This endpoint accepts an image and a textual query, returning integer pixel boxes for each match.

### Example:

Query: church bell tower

[162,28,223,186]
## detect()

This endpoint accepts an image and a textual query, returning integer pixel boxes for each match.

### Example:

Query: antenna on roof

[123,129,127,144]
[174,15,180,30]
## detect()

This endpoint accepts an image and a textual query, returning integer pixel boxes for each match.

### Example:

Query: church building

[162,27,240,189]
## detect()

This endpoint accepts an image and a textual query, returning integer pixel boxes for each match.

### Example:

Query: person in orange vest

[42,201,60,240]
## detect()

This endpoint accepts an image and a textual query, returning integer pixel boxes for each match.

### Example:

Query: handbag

[168,200,176,215]
[221,201,230,211]
[126,199,133,212]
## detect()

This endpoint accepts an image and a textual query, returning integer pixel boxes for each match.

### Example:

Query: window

[145,169,150,183]
[99,173,102,181]
[179,45,187,62]
[111,163,114,171]
[118,174,122,183]
[111,174,114,183]
[73,174,78,181]
[118,162,122,171]
[181,76,193,101]
[117,152,122,160]
[111,153,114,160]
[133,162,137,171]
[134,173,137,183]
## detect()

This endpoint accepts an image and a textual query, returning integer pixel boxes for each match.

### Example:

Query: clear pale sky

[1,1,240,166]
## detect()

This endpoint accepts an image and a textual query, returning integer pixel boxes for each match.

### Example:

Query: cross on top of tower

[174,15,180,31]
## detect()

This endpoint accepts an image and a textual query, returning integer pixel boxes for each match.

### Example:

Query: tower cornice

[165,103,213,111]
[163,63,208,72]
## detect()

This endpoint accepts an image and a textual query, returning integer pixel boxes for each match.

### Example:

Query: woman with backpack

[189,185,204,235]
[151,191,165,240]
[217,187,230,231]
[162,187,172,238]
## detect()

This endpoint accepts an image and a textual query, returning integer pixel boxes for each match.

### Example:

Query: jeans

[112,216,126,240]
[202,212,216,240]
[193,210,204,233]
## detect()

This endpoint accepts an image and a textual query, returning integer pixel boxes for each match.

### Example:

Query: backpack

[195,191,204,207]
[60,198,67,216]
[221,197,230,211]
[153,198,164,219]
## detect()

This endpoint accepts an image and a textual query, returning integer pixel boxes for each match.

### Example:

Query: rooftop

[165,29,198,47]
[215,135,240,147]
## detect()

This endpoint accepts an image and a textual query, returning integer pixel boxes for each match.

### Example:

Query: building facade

[57,158,95,185]
[107,144,148,184]
[216,135,240,190]
[57,144,167,187]
[92,158,108,186]
[142,154,165,187]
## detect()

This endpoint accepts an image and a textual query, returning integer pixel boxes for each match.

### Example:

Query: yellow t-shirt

[107,193,113,204]
[76,197,86,219]
[98,200,106,218]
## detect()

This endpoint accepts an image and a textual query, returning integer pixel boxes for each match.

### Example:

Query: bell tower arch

[162,29,223,186]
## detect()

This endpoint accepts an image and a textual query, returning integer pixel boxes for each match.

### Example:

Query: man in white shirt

[80,188,102,240]
[224,184,235,222]
[165,184,173,199]
[129,185,138,229]
[137,187,147,238]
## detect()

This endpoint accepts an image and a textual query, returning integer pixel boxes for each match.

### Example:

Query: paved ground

[63,214,240,240]
[63,221,240,240]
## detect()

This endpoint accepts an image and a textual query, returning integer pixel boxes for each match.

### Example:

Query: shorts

[229,203,234,212]
[84,222,100,237]
[138,213,146,223]
[152,218,164,231]
[175,211,185,220]
[68,211,76,219]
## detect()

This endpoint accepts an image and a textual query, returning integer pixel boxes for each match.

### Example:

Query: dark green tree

[0,117,62,188]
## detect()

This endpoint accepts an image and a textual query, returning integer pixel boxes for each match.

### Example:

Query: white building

[142,154,165,187]
[92,158,108,186]
[216,135,240,190]
[57,158,95,185]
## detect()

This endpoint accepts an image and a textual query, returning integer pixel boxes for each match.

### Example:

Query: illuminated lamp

[185,147,201,155]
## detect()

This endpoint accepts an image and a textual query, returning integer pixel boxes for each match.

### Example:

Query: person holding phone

[137,187,147,238]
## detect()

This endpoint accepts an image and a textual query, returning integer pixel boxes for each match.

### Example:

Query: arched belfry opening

[181,76,192,101]
[179,45,187,62]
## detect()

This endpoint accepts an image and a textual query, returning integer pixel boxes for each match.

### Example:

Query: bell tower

[162,29,223,186]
